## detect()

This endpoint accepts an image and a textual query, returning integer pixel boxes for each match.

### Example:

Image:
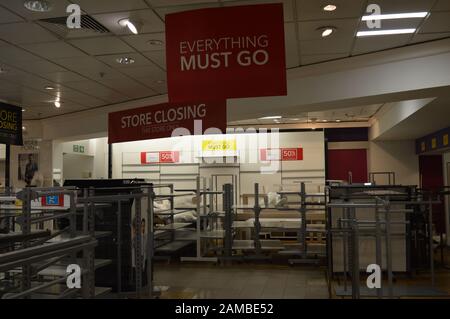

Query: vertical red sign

[165,4,287,102]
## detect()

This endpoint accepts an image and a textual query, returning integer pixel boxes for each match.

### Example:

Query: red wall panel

[327,149,368,183]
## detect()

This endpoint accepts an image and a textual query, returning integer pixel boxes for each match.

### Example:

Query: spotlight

[118,18,142,35]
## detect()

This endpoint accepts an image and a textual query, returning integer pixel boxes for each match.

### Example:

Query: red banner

[140,151,180,164]
[166,4,287,102]
[260,148,303,161]
[108,101,226,144]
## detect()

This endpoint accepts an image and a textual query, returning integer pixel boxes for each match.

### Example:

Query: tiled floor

[154,264,329,299]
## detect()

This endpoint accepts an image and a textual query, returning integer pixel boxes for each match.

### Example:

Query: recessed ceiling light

[22,126,26,131]
[259,115,282,120]
[335,119,341,122]
[148,39,164,46]
[318,26,336,37]
[118,18,141,35]
[357,29,416,37]
[155,79,165,84]
[54,101,61,108]
[24,0,53,12]
[116,57,135,65]
[44,86,55,90]
[323,4,337,12]
[362,12,428,21]
[322,119,328,122]
[22,109,26,112]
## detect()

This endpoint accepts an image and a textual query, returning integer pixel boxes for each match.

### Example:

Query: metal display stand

[0,187,98,299]
[327,185,442,299]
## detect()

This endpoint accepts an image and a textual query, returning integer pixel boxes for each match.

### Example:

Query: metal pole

[146,186,155,298]
[117,200,122,297]
[135,196,142,297]
[254,183,261,255]
[223,184,233,259]
[375,198,383,298]
[5,144,10,193]
[428,201,435,286]
[384,198,394,298]
[300,182,307,259]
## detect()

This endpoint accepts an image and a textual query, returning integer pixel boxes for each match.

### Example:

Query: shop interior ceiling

[0,0,449,120]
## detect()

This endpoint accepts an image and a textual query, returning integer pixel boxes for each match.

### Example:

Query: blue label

[46,195,59,205]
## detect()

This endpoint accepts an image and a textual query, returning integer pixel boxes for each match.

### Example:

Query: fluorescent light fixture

[116,57,135,65]
[362,12,427,21]
[322,119,328,122]
[364,183,372,186]
[259,116,282,120]
[335,119,341,122]
[357,28,416,37]
[118,18,141,35]
[54,101,61,108]
[24,0,52,12]
[44,86,55,90]
[323,4,337,12]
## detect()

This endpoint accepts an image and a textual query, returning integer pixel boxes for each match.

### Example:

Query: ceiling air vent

[38,14,110,38]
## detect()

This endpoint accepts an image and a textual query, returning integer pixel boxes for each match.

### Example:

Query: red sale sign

[260,148,303,161]
[108,101,226,144]
[165,4,287,102]
[141,151,180,164]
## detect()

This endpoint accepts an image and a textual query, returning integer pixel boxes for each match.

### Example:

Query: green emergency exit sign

[73,145,85,153]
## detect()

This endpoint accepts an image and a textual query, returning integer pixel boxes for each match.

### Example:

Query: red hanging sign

[165,4,287,102]
[108,101,226,144]
[260,148,303,161]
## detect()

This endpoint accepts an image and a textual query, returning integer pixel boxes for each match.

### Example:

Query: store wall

[368,140,420,186]
[443,151,450,245]
[113,131,326,197]
[10,140,53,189]
[63,153,94,180]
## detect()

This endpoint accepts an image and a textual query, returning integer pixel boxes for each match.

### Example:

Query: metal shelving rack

[0,187,99,299]
[223,182,326,261]
[326,185,442,299]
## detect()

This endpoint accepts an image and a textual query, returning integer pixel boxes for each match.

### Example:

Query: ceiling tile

[119,64,166,79]
[222,0,294,22]
[101,77,157,98]
[284,22,299,68]
[154,3,220,20]
[0,45,41,65]
[0,6,25,23]
[69,36,135,55]
[93,9,165,35]
[410,32,450,44]
[137,77,167,94]
[432,0,450,11]
[13,59,67,74]
[296,0,365,21]
[20,42,87,59]
[40,71,88,83]
[352,35,412,55]
[300,37,353,55]
[301,53,348,65]
[53,56,126,80]
[96,52,156,68]
[373,0,435,13]
[147,0,218,7]
[72,0,149,14]
[298,18,359,41]
[121,32,165,51]
[419,12,450,33]
[142,50,166,69]
[63,80,129,103]
[0,0,73,20]
[0,22,58,44]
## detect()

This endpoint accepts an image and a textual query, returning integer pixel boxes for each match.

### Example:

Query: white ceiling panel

[432,0,450,11]
[69,36,135,55]
[222,0,294,22]
[20,42,87,59]
[119,65,166,80]
[419,12,450,33]
[284,22,299,68]
[71,0,149,14]
[298,18,359,41]
[0,6,25,24]
[300,36,353,55]
[40,71,88,83]
[296,0,365,21]
[121,33,166,51]
[410,32,450,44]
[12,59,67,74]
[63,80,129,102]
[101,77,157,98]
[301,53,348,65]
[142,50,166,69]
[0,45,41,64]
[137,77,167,94]
[0,22,58,44]
[352,35,412,55]
[96,52,157,69]
[147,0,218,7]
[93,9,165,35]
[373,0,435,13]
[154,3,220,20]
[0,0,73,20]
